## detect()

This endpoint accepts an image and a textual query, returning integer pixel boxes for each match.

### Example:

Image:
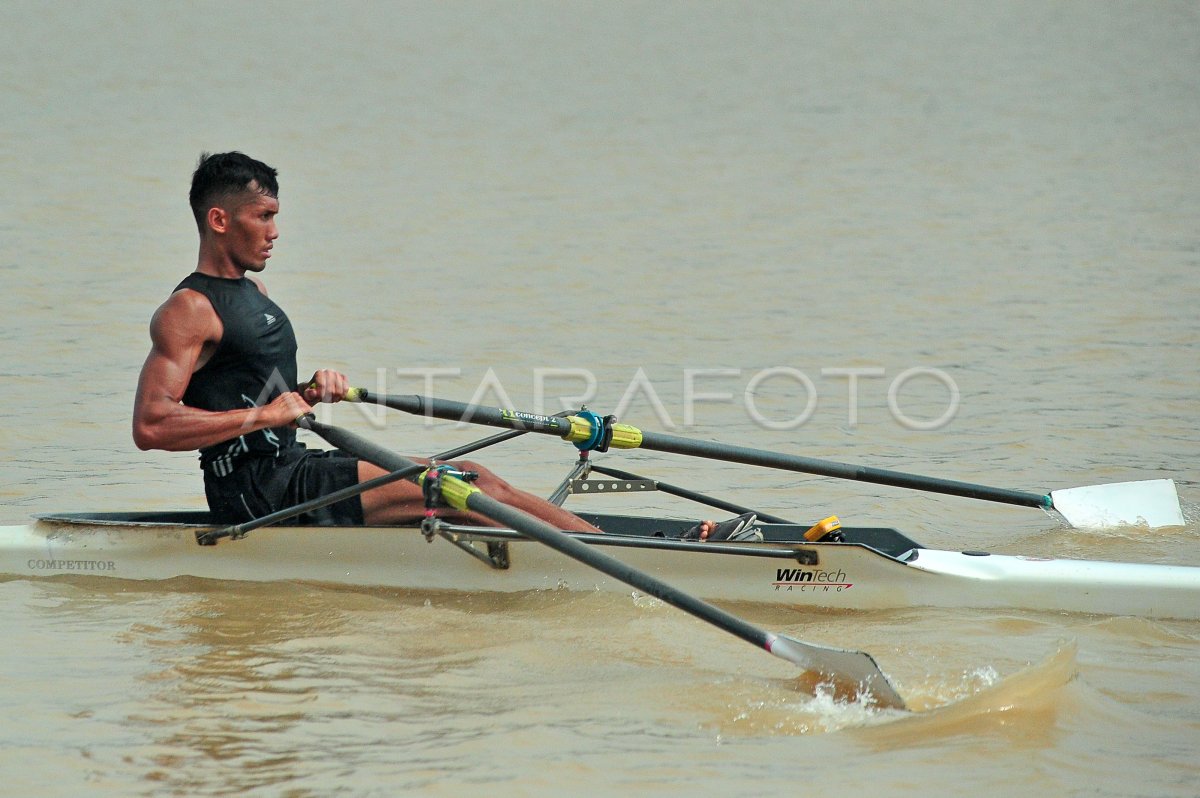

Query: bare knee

[450,461,516,496]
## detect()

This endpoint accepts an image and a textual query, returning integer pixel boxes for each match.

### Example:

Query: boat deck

[34,510,927,560]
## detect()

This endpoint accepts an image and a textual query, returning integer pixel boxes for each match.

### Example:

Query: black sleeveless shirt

[176,273,299,475]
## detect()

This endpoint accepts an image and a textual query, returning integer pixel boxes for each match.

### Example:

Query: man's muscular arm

[132,290,312,451]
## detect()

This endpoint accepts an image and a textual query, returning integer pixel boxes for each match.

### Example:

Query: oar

[344,390,1184,530]
[294,413,907,711]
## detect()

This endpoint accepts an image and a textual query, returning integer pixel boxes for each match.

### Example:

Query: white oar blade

[1050,479,1184,529]
[768,633,906,711]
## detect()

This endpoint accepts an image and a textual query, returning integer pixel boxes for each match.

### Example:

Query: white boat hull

[2,512,1198,620]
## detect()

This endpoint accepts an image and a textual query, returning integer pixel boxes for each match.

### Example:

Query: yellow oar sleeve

[562,415,643,450]
[607,423,643,449]
[417,470,481,511]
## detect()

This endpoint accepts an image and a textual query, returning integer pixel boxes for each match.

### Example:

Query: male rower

[132,151,758,540]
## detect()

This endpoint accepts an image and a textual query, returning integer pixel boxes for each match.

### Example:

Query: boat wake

[855,641,1078,745]
[706,640,1077,738]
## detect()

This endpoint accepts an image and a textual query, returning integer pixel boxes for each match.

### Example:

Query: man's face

[225,186,279,273]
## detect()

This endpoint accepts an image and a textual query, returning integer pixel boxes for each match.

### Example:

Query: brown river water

[1,2,1197,795]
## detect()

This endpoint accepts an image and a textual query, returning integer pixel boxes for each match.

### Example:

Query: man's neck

[195,248,248,280]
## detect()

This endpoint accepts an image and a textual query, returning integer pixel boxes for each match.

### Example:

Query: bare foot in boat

[681,512,762,542]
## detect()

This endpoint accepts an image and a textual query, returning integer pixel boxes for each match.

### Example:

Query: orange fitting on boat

[803,516,842,542]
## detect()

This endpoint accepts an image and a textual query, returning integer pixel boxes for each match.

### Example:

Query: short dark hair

[188,151,279,231]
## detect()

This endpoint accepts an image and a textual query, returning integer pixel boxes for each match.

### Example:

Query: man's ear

[206,206,229,234]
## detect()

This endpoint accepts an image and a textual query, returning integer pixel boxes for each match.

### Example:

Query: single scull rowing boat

[3,397,1194,710]
[2,392,1194,621]
[5,485,1196,621]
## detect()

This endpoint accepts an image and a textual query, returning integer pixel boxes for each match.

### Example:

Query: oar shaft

[298,412,770,650]
[353,391,1051,511]
[463,491,773,652]
[635,430,1052,509]
[298,415,415,472]
[364,391,574,436]
[296,412,906,710]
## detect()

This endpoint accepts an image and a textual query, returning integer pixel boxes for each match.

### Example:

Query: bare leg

[356,458,604,533]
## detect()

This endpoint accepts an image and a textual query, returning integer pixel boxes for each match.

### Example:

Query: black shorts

[204,446,365,526]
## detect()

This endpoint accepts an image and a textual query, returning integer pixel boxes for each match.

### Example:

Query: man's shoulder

[163,283,218,316]
[151,284,221,342]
